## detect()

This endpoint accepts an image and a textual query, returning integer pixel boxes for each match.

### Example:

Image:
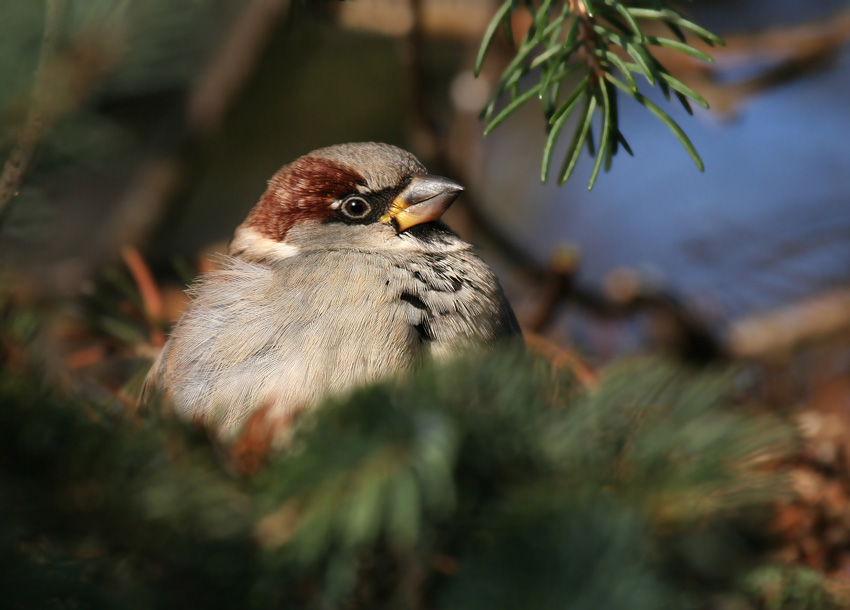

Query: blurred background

[3,0,850,360]
[2,0,850,592]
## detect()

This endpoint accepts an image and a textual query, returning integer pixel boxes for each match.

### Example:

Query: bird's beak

[382,174,464,233]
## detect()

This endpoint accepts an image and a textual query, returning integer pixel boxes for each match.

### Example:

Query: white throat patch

[228,225,301,262]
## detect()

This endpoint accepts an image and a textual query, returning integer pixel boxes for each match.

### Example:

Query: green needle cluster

[476,0,724,190]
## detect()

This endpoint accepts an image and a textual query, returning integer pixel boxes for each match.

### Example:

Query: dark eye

[340,196,371,219]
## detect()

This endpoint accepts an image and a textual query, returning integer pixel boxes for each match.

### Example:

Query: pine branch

[1,295,805,608]
[476,0,724,190]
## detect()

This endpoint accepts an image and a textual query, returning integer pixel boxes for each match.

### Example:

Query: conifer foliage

[1,300,805,608]
[476,0,724,189]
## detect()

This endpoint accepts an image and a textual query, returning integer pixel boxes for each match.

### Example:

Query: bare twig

[121,245,166,348]
[101,0,294,258]
[525,331,599,389]
[727,289,850,359]
[643,7,850,116]
[703,8,850,63]
[335,0,493,39]
[188,0,294,136]
[0,0,67,223]
[0,1,129,231]
[523,248,580,333]
[404,0,438,158]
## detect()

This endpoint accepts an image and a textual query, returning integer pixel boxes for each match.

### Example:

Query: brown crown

[246,156,365,241]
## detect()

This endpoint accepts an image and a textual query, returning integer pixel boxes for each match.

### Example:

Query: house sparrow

[146,142,520,439]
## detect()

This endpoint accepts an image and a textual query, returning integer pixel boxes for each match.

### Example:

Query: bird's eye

[340,196,371,219]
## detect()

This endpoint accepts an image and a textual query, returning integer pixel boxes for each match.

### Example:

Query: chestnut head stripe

[247,156,365,242]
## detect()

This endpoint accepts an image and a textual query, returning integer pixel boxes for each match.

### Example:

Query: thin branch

[525,331,599,389]
[0,0,67,223]
[101,0,294,257]
[642,7,850,116]
[121,245,166,348]
[727,289,850,359]
[404,0,438,158]
[188,0,294,136]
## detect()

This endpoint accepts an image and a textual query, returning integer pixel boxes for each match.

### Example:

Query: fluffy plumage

[146,143,520,438]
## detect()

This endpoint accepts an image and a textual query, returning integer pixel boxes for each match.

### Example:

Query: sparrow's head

[230,143,464,261]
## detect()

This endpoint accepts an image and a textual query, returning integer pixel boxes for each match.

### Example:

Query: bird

[145,142,521,440]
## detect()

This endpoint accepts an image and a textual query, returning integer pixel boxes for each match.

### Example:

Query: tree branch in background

[727,289,850,359]
[652,7,850,117]
[99,0,294,258]
[0,0,67,225]
[188,0,294,137]
[0,1,131,232]
[403,0,438,158]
